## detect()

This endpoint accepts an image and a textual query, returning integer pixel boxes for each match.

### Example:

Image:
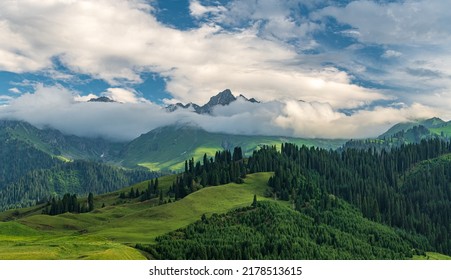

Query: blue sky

[0,0,450,139]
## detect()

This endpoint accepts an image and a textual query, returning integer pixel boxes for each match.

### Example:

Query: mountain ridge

[166,89,258,114]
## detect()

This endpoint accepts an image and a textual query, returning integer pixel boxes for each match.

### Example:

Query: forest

[141,201,427,259]
[0,159,157,210]
[147,139,451,257]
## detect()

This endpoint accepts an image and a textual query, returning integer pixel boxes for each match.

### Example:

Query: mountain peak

[88,96,115,103]
[165,89,259,114]
[208,89,235,105]
[197,89,236,114]
[421,117,445,127]
[238,94,259,103]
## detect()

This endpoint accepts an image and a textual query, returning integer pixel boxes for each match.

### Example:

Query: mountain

[166,102,200,112]
[196,89,237,114]
[166,89,258,114]
[119,124,346,171]
[0,121,58,188]
[0,120,124,162]
[378,117,446,139]
[0,120,155,211]
[344,117,451,151]
[0,119,345,173]
[0,160,156,211]
[88,96,115,103]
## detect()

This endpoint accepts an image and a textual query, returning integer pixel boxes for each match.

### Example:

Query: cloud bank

[0,85,437,141]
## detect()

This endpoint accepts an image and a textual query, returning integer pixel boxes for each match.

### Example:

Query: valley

[1,112,451,260]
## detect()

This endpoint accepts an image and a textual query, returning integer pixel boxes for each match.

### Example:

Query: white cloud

[0,85,440,141]
[382,50,402,59]
[103,88,143,104]
[0,95,13,102]
[315,1,451,45]
[0,0,382,109]
[74,93,98,102]
[8,88,21,94]
[189,0,226,18]
[312,0,451,114]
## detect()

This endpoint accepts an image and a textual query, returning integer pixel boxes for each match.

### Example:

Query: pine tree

[159,189,164,205]
[252,194,257,208]
[88,192,94,212]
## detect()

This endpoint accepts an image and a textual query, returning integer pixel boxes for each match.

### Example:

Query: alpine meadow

[0,0,451,263]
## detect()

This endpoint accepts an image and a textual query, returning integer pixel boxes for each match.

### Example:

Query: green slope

[0,171,448,260]
[1,120,345,173]
[378,117,446,139]
[0,120,124,162]
[121,125,346,171]
[377,117,451,143]
[0,173,274,259]
[149,200,426,259]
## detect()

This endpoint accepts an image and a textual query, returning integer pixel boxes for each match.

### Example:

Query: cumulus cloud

[0,85,439,141]
[0,0,382,108]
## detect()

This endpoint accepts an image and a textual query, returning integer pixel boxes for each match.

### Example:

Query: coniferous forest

[145,139,451,258]
[0,160,157,211]
[144,201,427,260]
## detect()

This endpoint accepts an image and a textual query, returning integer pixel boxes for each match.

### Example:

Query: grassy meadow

[0,173,275,259]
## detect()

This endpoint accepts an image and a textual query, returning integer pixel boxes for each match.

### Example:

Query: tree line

[169,147,246,200]
[42,192,95,215]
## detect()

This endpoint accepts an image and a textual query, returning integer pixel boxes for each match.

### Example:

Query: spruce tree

[88,192,94,212]
[252,194,257,208]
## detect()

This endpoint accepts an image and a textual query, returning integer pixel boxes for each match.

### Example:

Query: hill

[0,160,156,211]
[149,200,424,260]
[120,124,346,171]
[344,118,451,151]
[378,117,446,139]
[0,172,274,259]
[0,171,438,260]
[1,137,451,260]
[0,120,124,162]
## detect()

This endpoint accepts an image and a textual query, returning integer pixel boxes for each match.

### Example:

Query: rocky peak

[165,89,258,114]
[88,96,115,103]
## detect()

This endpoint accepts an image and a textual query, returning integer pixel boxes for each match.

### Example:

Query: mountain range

[165,89,259,114]
[1,89,451,211]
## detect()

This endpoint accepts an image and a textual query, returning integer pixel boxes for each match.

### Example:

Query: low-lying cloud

[0,85,438,141]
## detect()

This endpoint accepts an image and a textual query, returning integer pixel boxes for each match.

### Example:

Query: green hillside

[0,159,156,211]
[149,200,424,260]
[0,168,448,260]
[120,124,346,171]
[0,172,273,259]
[378,117,446,139]
[0,120,124,162]
[345,118,451,151]
[1,120,345,173]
